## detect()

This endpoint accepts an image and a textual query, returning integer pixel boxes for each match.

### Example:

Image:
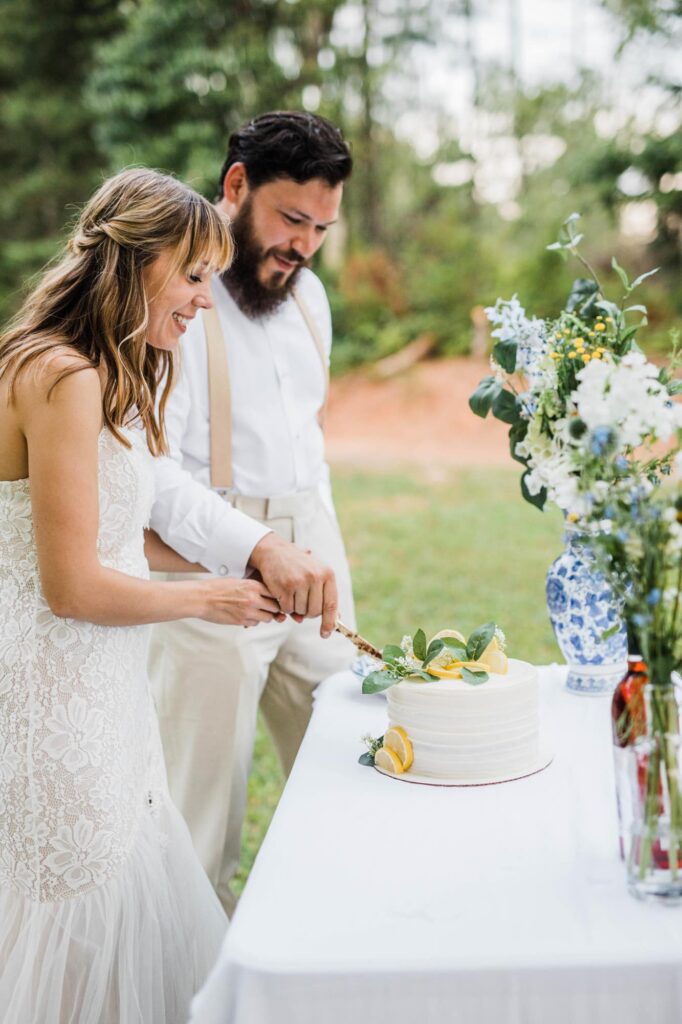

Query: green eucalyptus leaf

[611,256,630,292]
[492,389,519,425]
[546,241,564,251]
[666,380,682,396]
[492,338,517,373]
[466,622,496,661]
[441,637,468,658]
[382,644,404,664]
[413,669,440,682]
[358,751,375,766]
[565,212,581,225]
[521,471,547,510]
[413,629,427,661]
[469,376,502,418]
[422,638,445,669]
[623,305,648,315]
[362,671,399,695]
[460,666,489,686]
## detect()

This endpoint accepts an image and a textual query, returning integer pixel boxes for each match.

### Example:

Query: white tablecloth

[191,667,682,1024]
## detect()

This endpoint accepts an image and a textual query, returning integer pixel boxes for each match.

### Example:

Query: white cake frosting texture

[385,658,539,782]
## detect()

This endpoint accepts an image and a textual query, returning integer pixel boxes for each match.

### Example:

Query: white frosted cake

[385,658,539,783]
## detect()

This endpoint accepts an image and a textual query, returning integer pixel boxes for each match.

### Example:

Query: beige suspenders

[204,287,329,491]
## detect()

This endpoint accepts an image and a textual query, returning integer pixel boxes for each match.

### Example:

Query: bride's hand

[198,578,282,627]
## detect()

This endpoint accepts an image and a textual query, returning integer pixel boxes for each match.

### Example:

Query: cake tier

[386,658,539,782]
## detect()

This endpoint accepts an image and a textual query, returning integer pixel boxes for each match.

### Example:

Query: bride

[0,168,286,1022]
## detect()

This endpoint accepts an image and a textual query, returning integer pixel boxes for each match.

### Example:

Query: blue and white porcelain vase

[546,525,627,695]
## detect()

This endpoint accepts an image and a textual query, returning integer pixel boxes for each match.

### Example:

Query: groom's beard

[221,196,305,319]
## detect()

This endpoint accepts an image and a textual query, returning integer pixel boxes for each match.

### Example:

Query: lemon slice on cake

[432,629,466,644]
[384,726,414,771]
[480,636,508,674]
[374,746,404,774]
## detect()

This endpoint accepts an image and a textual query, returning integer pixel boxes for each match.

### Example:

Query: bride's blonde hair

[0,168,232,455]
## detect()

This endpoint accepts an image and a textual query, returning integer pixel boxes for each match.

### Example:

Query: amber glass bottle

[611,653,648,859]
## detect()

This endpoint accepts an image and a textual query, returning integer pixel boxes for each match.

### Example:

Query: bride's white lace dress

[0,428,226,1023]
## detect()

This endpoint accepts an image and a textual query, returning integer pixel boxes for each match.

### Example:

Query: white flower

[494,627,507,652]
[40,695,104,772]
[574,353,679,448]
[485,295,548,384]
[44,817,114,891]
[400,635,414,656]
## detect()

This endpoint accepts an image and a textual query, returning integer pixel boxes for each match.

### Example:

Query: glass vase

[545,524,627,695]
[625,681,682,904]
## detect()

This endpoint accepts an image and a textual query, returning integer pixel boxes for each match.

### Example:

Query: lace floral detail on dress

[0,428,166,902]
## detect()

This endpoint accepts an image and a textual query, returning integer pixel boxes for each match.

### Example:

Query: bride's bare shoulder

[11,344,101,409]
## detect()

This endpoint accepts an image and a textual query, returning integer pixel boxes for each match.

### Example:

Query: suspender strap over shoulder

[203,286,329,492]
[204,304,233,490]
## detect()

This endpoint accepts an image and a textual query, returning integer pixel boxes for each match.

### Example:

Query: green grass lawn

[233,465,565,893]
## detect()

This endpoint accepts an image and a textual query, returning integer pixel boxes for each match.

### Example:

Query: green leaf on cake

[421,638,445,669]
[441,637,468,658]
[412,628,427,661]
[362,671,400,695]
[460,666,489,686]
[466,622,496,661]
[413,669,441,682]
[358,751,375,766]
[382,644,404,665]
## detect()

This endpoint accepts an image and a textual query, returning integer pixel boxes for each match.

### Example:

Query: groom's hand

[248,533,338,638]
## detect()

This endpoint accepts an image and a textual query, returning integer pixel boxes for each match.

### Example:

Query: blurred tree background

[0,0,680,365]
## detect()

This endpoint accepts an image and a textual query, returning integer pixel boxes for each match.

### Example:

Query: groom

[149,111,356,915]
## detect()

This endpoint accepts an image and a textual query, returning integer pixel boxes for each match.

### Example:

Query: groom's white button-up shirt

[149,268,333,577]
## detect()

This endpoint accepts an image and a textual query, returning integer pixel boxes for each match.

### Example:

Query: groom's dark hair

[216,111,352,199]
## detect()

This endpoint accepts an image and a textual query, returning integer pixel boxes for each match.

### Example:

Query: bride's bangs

[178,198,233,279]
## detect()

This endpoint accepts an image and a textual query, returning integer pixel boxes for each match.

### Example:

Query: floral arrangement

[470,213,682,519]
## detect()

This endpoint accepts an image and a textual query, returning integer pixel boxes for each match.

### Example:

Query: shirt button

[218,565,229,576]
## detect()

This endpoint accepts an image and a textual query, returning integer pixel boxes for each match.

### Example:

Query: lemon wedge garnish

[384,726,414,771]
[375,746,404,774]
[480,637,508,674]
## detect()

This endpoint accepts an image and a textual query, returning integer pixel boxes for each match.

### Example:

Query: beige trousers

[148,491,355,916]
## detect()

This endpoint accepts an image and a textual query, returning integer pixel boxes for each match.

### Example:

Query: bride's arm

[16,353,279,628]
[143,529,207,573]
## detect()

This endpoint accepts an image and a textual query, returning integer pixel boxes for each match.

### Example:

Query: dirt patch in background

[325,357,511,468]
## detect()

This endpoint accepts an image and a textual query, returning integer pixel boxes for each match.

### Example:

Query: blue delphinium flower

[590,426,615,456]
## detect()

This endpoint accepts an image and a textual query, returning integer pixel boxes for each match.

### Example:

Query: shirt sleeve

[151,340,270,578]
[149,455,270,578]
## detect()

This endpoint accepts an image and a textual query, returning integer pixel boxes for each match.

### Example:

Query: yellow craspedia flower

[568,351,578,359]
[563,328,571,335]
[583,353,592,361]
[567,512,580,523]
[595,323,606,331]
[592,351,602,359]
[606,317,613,323]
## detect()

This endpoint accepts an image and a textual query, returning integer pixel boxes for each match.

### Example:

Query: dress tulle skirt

[0,801,227,1024]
